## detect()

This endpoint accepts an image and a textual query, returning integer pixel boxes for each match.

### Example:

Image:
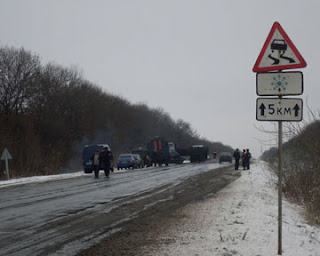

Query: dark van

[82,144,113,173]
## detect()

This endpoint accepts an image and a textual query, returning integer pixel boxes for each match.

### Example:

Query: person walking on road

[246,149,251,170]
[91,150,100,178]
[242,149,248,170]
[108,149,114,172]
[233,148,241,170]
[99,147,111,177]
[212,151,217,162]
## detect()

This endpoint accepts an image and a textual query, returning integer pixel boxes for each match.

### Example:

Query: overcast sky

[1,0,319,157]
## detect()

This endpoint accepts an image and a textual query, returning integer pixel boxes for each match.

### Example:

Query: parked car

[132,148,151,167]
[82,144,114,173]
[117,153,137,170]
[219,152,232,163]
[133,154,144,168]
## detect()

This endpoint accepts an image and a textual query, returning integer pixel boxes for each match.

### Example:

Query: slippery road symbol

[268,39,296,65]
[253,22,307,72]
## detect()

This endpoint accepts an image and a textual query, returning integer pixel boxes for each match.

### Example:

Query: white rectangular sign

[256,71,303,96]
[256,98,303,121]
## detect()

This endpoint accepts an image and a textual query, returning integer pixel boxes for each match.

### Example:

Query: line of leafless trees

[0,45,233,178]
[261,119,320,224]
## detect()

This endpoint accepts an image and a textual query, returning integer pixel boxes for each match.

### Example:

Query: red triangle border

[253,22,307,72]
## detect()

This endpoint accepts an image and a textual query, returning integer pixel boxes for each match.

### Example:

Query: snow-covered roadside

[142,161,320,256]
[0,171,87,188]
[0,168,134,189]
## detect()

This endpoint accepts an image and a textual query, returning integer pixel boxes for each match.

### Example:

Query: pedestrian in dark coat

[246,149,251,170]
[99,147,111,177]
[233,148,241,170]
[242,149,248,170]
[108,150,114,172]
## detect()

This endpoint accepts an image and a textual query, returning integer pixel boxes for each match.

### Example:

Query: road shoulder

[77,165,240,256]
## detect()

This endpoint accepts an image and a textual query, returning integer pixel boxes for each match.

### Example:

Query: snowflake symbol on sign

[271,75,289,92]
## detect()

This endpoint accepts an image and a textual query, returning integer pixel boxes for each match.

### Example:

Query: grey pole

[278,116,283,255]
[5,158,10,180]
[277,49,283,255]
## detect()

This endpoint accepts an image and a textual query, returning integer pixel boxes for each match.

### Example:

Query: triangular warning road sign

[1,148,12,160]
[253,22,307,72]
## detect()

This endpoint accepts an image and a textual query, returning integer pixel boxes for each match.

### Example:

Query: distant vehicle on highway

[147,137,182,166]
[82,144,113,173]
[133,154,144,168]
[176,145,208,163]
[117,153,137,170]
[219,152,233,163]
[147,137,171,166]
[131,147,151,167]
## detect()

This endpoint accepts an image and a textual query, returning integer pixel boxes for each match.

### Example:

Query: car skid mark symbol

[268,39,296,65]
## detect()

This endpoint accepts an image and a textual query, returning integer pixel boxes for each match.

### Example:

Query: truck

[147,137,181,166]
[176,145,208,163]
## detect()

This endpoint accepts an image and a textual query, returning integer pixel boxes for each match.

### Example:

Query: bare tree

[0,46,40,114]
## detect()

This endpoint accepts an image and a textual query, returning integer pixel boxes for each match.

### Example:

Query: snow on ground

[0,171,87,188]
[0,168,133,189]
[142,161,320,256]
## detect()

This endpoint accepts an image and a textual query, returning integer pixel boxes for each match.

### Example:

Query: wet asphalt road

[0,162,236,256]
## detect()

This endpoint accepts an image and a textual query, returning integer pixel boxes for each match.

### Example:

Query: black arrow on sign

[259,103,266,116]
[293,104,300,117]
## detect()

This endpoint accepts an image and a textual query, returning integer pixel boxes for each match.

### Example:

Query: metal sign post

[1,148,13,180]
[4,155,10,180]
[278,116,283,255]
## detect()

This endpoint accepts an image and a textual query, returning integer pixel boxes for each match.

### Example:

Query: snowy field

[140,161,320,256]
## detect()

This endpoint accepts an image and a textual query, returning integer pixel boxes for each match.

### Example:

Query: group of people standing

[91,147,113,178]
[233,148,251,170]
